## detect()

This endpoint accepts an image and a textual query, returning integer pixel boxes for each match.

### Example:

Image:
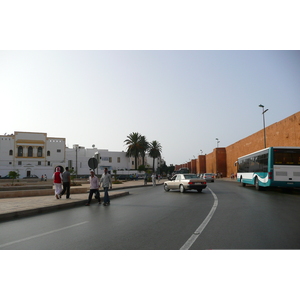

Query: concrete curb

[0,191,130,221]
[0,183,165,222]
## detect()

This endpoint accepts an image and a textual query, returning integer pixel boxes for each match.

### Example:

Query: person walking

[60,167,71,199]
[52,167,63,199]
[144,173,148,185]
[85,170,100,206]
[100,167,112,206]
[151,173,156,186]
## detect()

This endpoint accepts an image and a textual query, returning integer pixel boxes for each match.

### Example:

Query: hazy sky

[1,50,299,165]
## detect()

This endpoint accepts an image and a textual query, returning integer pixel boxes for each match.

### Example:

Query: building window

[9,150,13,155]
[117,157,120,163]
[47,161,51,166]
[132,161,134,165]
[18,161,22,165]
[68,160,73,169]
[38,161,41,165]
[57,149,61,153]
[28,146,33,157]
[47,151,50,156]
[109,157,112,163]
[37,147,43,157]
[9,162,12,165]
[18,146,23,157]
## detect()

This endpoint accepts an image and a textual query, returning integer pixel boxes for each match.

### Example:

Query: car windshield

[184,175,198,179]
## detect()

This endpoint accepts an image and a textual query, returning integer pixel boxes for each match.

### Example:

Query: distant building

[0,131,162,178]
[0,131,65,178]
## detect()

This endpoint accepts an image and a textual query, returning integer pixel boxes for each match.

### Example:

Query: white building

[0,131,163,178]
[66,146,131,177]
[0,132,65,178]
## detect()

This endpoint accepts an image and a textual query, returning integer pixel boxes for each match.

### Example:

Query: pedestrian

[144,173,148,185]
[41,175,44,181]
[85,170,100,206]
[60,167,71,199]
[44,174,47,181]
[100,167,112,206]
[157,174,161,183]
[151,173,156,186]
[52,167,63,199]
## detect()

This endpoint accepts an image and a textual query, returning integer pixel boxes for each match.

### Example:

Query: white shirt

[100,173,112,188]
[89,176,100,189]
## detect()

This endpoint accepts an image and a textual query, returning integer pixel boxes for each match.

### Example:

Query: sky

[1,1,300,167]
[1,1,299,294]
[1,50,299,165]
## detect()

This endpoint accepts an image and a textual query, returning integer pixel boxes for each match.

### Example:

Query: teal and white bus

[236,147,300,190]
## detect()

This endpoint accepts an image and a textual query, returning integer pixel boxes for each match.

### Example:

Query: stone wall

[176,111,300,177]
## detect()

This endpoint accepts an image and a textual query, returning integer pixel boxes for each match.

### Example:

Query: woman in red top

[52,167,63,199]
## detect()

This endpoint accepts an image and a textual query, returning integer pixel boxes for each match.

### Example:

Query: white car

[164,173,207,193]
[200,173,215,182]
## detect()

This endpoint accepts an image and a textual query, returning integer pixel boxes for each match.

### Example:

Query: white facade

[66,146,131,176]
[0,131,163,179]
[0,132,65,178]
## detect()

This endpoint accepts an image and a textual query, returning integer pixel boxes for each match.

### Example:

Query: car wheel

[164,184,170,192]
[180,185,185,193]
[197,189,202,193]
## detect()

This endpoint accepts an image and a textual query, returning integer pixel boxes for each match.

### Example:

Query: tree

[124,132,142,170]
[8,170,19,185]
[148,140,162,172]
[139,135,149,166]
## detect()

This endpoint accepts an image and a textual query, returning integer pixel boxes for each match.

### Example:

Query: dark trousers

[103,187,110,204]
[87,189,100,204]
[60,182,70,198]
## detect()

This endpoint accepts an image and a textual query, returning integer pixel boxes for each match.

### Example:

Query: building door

[27,170,31,177]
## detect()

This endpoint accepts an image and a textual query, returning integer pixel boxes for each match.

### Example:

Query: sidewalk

[0,180,165,222]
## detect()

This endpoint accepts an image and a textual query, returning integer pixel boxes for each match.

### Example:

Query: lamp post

[73,144,79,179]
[259,104,269,148]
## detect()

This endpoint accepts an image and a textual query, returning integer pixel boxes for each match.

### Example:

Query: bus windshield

[274,149,300,165]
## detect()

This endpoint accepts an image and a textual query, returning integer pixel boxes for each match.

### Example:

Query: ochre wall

[175,111,300,177]
[226,111,300,177]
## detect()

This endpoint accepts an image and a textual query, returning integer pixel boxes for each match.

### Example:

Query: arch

[28,146,33,157]
[37,147,43,157]
[18,146,23,157]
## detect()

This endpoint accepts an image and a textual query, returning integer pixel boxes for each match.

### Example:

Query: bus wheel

[241,177,246,187]
[255,178,261,191]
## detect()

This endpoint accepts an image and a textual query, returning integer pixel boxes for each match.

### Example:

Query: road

[1,180,300,250]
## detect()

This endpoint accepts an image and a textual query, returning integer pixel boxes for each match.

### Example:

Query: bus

[236,147,300,190]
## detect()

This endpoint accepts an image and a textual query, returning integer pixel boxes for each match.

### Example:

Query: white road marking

[0,221,88,248]
[180,187,218,250]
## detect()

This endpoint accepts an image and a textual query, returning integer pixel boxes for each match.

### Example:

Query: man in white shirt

[85,170,100,206]
[100,168,112,206]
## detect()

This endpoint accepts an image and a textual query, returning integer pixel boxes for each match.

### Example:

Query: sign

[88,158,98,170]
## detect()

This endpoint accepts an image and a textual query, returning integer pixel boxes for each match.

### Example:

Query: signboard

[88,158,98,170]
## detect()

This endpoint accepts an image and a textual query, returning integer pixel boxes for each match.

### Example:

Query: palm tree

[124,132,142,170]
[148,140,162,172]
[139,135,149,166]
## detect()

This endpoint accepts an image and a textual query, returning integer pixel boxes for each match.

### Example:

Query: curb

[0,191,130,222]
[0,183,165,222]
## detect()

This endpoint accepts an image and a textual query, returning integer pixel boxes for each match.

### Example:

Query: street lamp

[216,138,220,148]
[73,144,80,179]
[259,104,269,148]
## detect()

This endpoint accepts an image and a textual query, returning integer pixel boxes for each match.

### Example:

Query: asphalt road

[1,181,300,250]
